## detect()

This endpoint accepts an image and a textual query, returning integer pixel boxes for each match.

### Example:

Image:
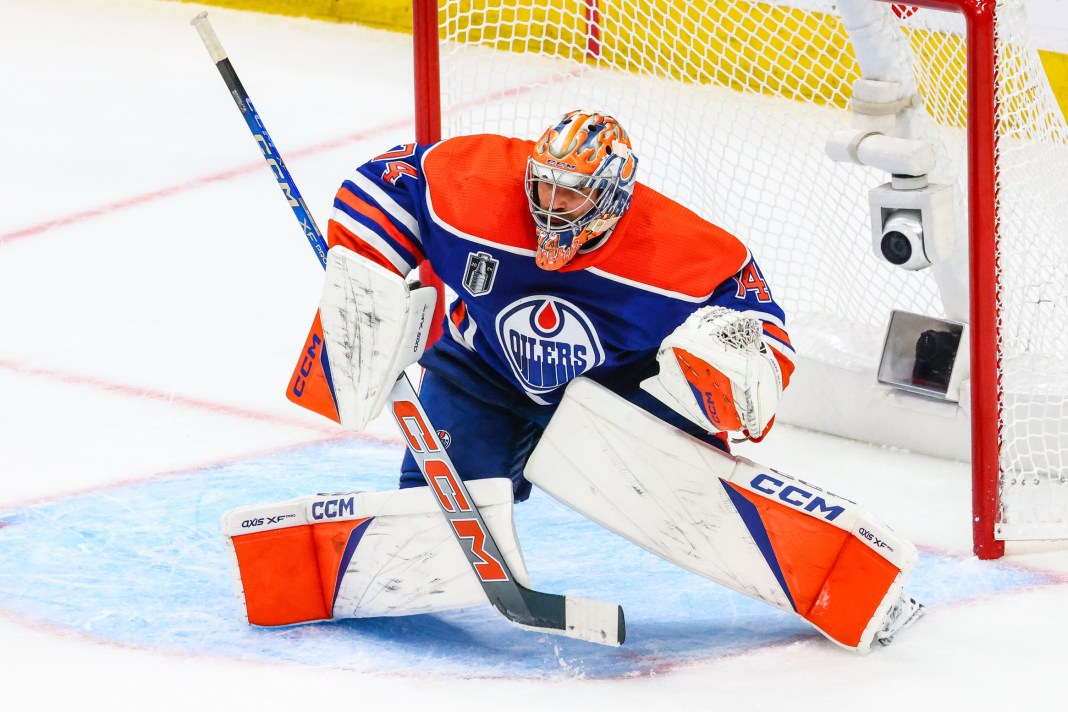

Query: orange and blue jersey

[328,134,795,415]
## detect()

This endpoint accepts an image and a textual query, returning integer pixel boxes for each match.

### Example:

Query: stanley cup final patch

[463,251,499,296]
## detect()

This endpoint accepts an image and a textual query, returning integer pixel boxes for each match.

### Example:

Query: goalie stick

[190,12,625,646]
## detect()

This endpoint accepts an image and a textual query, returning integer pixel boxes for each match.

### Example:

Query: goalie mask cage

[411,0,1068,559]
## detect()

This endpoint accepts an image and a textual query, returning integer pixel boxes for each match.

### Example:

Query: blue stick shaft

[191,12,328,269]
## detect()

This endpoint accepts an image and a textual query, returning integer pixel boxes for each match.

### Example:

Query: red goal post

[411,0,1068,560]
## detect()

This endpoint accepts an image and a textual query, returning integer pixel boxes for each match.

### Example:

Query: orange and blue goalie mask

[525,111,638,270]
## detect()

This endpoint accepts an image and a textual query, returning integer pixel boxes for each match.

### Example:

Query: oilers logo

[495,296,604,394]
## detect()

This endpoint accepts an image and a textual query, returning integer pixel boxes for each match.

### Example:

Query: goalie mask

[525,110,638,270]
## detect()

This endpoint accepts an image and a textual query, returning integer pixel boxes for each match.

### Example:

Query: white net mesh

[992,1,1068,538]
[431,0,1068,539]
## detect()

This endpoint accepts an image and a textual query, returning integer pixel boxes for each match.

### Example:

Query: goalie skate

[874,592,925,647]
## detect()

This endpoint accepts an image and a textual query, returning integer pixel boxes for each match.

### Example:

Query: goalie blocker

[286,246,437,430]
[526,377,921,652]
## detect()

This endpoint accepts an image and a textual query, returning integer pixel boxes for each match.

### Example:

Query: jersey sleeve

[705,252,796,390]
[327,143,427,277]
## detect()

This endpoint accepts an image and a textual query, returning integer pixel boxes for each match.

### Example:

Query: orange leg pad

[311,519,374,612]
[805,537,901,648]
[231,525,330,626]
[726,481,905,649]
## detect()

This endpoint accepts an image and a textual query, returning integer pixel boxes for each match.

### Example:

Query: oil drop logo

[495,296,604,394]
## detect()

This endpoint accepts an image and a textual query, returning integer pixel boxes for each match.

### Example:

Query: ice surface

[2,1,1067,710]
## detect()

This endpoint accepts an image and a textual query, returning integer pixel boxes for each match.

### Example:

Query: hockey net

[412,0,1068,556]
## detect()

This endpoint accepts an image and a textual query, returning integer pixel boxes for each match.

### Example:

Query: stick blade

[564,595,626,646]
[503,587,625,646]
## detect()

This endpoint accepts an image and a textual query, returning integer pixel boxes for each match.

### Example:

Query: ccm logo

[392,399,509,582]
[253,132,298,207]
[291,333,322,398]
[703,392,723,426]
[750,474,846,522]
[311,497,356,520]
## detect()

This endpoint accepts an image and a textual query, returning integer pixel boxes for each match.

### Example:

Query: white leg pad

[525,378,918,652]
[222,478,530,625]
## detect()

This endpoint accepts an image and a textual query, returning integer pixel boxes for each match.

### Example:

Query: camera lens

[916,330,957,361]
[880,231,913,265]
[913,329,961,389]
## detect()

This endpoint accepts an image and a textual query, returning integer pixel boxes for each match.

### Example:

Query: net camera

[879,209,926,269]
[869,177,956,271]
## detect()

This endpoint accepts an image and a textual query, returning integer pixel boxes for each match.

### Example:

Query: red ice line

[0,357,335,435]
[0,119,419,489]
[0,434,355,515]
[0,65,587,246]
[0,78,580,484]
[0,357,403,512]
[0,118,412,246]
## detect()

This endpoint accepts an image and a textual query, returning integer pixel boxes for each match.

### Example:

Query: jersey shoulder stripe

[343,172,421,244]
[584,267,714,303]
[335,186,425,265]
[326,219,409,276]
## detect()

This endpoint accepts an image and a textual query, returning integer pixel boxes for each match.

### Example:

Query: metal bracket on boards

[877,310,969,403]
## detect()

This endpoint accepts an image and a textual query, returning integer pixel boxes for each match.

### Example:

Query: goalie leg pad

[222,478,530,626]
[525,377,918,652]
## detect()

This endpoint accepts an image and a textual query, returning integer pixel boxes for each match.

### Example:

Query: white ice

[1,0,1067,709]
